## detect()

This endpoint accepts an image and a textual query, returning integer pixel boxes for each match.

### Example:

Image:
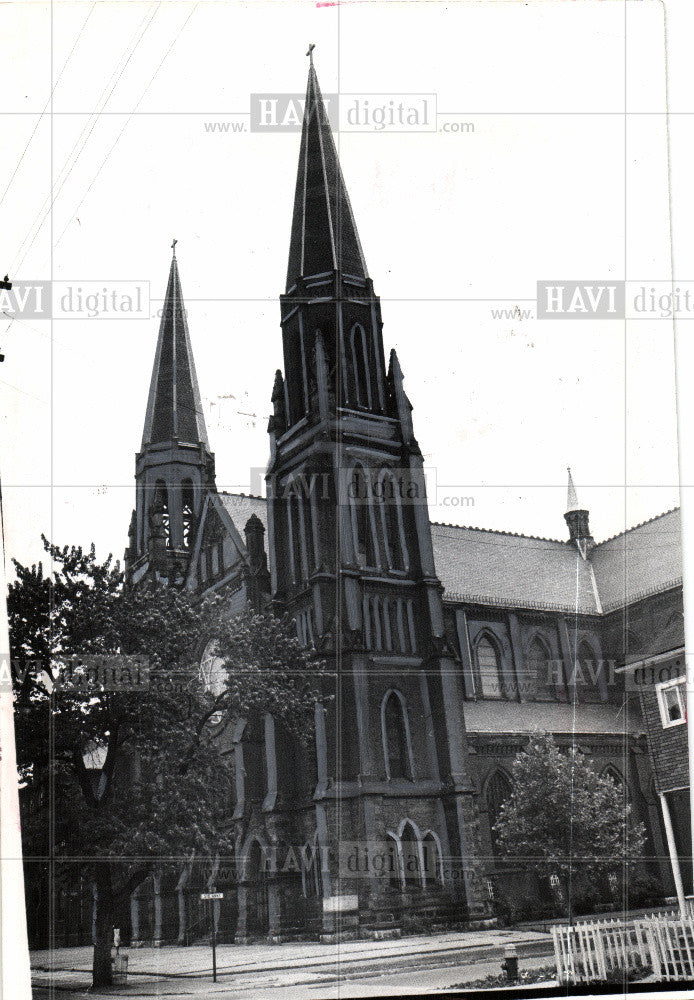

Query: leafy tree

[10,537,326,986]
[492,732,646,919]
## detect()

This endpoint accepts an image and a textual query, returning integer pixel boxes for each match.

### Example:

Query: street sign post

[200,892,223,981]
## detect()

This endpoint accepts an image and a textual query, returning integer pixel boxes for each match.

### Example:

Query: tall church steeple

[126,245,215,586]
[285,50,368,289]
[265,53,491,928]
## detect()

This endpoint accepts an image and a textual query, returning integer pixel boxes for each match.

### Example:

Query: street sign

[200,892,223,900]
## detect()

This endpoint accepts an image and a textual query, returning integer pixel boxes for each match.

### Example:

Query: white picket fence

[552,907,694,984]
[635,911,694,982]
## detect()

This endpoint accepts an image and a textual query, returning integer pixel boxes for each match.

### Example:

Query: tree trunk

[92,863,114,987]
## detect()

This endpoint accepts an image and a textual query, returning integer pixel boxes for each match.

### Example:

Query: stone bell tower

[125,244,215,587]
[264,50,493,936]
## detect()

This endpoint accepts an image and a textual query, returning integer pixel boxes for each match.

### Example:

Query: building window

[377,472,408,571]
[657,677,686,728]
[576,639,602,698]
[350,323,372,408]
[476,634,504,699]
[181,479,194,549]
[382,691,413,780]
[199,640,227,725]
[154,479,170,547]
[422,832,443,887]
[349,465,377,568]
[385,834,401,890]
[527,636,553,699]
[303,495,316,573]
[486,769,513,851]
[287,489,308,585]
[400,822,422,888]
[301,837,322,899]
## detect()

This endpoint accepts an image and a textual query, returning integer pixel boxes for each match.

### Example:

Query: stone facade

[22,58,686,950]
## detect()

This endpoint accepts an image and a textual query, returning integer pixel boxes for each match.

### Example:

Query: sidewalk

[31,927,555,997]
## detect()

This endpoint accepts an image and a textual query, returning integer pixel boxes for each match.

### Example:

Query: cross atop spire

[141,250,209,449]
[285,51,369,289]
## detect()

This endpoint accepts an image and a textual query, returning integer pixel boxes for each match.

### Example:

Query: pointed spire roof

[141,246,209,449]
[285,49,369,289]
[566,466,582,512]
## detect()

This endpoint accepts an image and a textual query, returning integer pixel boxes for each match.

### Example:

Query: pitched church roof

[218,492,268,536]
[285,53,369,289]
[212,493,681,616]
[590,508,682,612]
[141,249,210,448]
[430,523,600,613]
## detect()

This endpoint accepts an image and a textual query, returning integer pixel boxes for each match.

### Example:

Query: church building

[114,54,685,944]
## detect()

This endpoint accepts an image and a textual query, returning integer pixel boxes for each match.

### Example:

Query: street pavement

[30,928,556,998]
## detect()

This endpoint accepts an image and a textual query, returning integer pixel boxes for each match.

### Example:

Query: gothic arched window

[154,479,170,547]
[385,833,401,889]
[528,636,553,700]
[382,690,413,780]
[476,634,504,699]
[302,837,323,898]
[349,465,377,568]
[181,479,194,549]
[401,822,422,888]
[287,490,305,584]
[577,639,598,695]
[199,639,227,725]
[486,770,513,851]
[422,832,443,887]
[302,494,316,573]
[350,323,372,408]
[378,472,407,571]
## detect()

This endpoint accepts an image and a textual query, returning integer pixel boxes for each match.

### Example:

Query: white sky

[0,1,683,572]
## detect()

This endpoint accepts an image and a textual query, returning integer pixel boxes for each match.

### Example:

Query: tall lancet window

[349,465,377,568]
[182,479,194,549]
[382,690,413,780]
[379,472,407,571]
[486,770,513,851]
[350,324,372,408]
[154,479,170,547]
[476,634,504,699]
[302,494,316,574]
[287,491,305,584]
[528,636,553,700]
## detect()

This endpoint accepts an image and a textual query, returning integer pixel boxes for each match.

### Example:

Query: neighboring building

[22,56,687,948]
[616,607,690,907]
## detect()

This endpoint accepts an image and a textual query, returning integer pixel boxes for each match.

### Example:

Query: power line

[0,2,97,214]
[10,3,160,277]
[56,3,199,250]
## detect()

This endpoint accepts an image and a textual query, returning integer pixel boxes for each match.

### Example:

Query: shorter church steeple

[564,467,594,557]
[127,244,215,586]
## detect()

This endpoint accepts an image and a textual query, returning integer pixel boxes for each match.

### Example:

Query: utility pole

[0,275,11,363]
[0,266,32,997]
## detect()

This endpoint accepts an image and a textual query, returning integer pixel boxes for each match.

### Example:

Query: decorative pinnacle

[566,466,580,512]
[171,238,178,259]
[306,42,315,63]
